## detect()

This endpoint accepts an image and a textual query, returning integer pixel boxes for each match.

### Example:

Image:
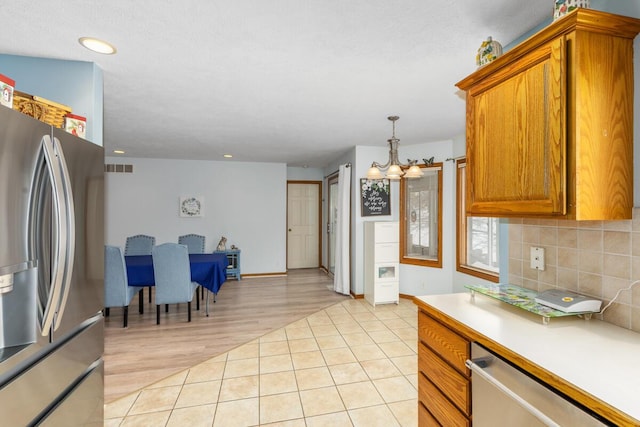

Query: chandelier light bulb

[386,164,404,180]
[405,164,425,178]
[367,165,384,180]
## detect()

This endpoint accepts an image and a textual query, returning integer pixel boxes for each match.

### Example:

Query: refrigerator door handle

[50,136,76,329]
[39,135,74,335]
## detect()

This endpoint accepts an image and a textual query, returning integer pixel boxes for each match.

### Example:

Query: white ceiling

[2,1,552,167]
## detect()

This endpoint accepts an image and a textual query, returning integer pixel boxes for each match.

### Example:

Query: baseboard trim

[351,293,414,300]
[241,272,288,278]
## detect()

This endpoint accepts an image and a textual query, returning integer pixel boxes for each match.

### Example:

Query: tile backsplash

[508,208,640,332]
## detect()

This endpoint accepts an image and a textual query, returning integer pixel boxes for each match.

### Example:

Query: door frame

[326,172,339,278]
[286,180,322,270]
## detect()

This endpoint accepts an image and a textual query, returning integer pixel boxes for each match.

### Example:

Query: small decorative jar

[554,0,590,21]
[476,36,503,68]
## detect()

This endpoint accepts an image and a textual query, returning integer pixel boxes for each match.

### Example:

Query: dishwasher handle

[466,358,562,427]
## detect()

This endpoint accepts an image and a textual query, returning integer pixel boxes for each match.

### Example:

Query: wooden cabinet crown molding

[457,9,640,90]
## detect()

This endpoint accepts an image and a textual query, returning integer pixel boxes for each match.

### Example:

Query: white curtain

[333,164,351,295]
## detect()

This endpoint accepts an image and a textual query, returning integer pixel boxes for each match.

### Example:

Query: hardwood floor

[104,269,350,403]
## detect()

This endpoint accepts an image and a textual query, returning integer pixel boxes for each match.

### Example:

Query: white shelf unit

[364,221,399,306]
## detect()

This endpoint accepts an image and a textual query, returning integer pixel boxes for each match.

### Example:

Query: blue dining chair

[178,234,205,254]
[178,234,206,302]
[124,234,156,255]
[104,245,142,328]
[151,243,199,325]
[125,234,156,305]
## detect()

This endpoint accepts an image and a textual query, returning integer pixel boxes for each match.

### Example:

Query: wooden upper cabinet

[456,9,640,220]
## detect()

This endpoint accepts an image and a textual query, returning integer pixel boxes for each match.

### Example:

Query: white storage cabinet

[364,221,399,306]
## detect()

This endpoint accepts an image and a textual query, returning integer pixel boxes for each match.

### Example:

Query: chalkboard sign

[360,178,391,216]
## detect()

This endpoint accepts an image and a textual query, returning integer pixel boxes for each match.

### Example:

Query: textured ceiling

[1,1,552,167]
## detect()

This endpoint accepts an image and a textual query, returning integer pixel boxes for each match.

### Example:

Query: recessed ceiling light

[113,149,125,154]
[79,37,117,55]
[223,154,233,158]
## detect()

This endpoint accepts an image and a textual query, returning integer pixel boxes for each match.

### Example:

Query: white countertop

[415,292,640,424]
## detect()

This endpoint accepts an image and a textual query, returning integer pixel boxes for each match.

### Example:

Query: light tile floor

[104,298,418,427]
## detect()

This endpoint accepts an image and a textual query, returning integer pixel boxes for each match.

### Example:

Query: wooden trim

[456,9,640,91]
[242,272,287,278]
[455,159,499,283]
[399,163,443,268]
[457,265,499,283]
[455,159,465,275]
[286,180,323,269]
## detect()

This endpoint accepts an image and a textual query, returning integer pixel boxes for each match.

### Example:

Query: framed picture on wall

[179,196,204,217]
[360,178,390,216]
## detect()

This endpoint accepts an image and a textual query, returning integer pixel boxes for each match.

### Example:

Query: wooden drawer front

[418,310,469,374]
[418,402,441,426]
[419,342,470,415]
[419,373,469,427]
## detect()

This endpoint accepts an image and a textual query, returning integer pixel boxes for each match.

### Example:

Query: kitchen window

[400,163,442,268]
[456,159,499,281]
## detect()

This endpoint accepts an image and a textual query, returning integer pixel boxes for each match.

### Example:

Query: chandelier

[366,116,424,180]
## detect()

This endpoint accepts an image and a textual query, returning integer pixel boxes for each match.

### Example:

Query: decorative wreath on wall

[180,196,204,217]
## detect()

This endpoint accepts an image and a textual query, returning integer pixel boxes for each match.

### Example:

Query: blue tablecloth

[125,253,229,294]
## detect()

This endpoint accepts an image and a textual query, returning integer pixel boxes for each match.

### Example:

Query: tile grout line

[106,299,418,426]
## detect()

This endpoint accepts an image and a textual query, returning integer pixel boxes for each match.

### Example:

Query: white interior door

[287,182,320,269]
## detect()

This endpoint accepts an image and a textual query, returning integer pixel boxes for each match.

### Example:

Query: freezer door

[0,316,103,426]
[38,360,103,426]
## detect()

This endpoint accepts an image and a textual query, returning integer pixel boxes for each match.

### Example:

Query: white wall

[105,157,287,274]
[353,145,395,296]
[287,166,324,181]
[351,140,475,297]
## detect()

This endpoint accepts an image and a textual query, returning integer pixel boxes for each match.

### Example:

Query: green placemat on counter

[464,283,590,320]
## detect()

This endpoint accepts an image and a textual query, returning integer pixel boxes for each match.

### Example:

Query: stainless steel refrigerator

[0,106,104,426]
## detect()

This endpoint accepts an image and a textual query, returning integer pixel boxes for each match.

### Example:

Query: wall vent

[105,164,133,173]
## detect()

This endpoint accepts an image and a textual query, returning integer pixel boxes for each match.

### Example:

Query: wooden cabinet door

[465,37,565,216]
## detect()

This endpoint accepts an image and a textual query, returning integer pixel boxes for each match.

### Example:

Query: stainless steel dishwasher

[466,343,610,426]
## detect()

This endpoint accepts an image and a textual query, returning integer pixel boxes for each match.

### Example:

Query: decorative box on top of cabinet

[456,9,640,220]
[364,221,399,306]
[214,249,241,280]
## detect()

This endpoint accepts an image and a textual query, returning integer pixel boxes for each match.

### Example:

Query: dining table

[125,253,229,315]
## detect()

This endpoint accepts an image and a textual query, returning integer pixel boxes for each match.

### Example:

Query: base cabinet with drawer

[418,309,471,427]
[414,293,639,426]
[364,221,399,306]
